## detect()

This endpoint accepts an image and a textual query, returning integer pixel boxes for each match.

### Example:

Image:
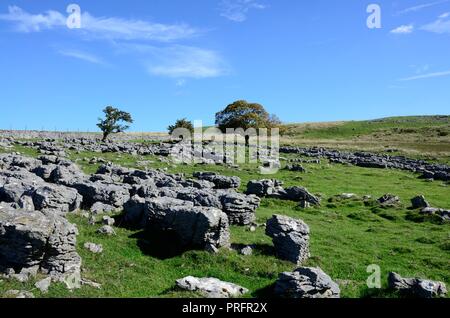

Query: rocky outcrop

[246,180,320,206]
[280,146,450,181]
[218,191,260,225]
[176,276,249,298]
[266,215,310,264]
[0,207,81,280]
[274,267,340,298]
[388,272,447,298]
[152,206,231,250]
[246,179,285,198]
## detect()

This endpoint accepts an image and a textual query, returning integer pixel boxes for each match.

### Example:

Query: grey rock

[246,179,284,197]
[240,246,253,256]
[154,206,230,249]
[97,225,116,236]
[274,267,340,298]
[388,272,447,298]
[283,186,320,206]
[377,194,401,207]
[0,207,81,280]
[90,202,116,215]
[176,276,248,298]
[266,215,310,264]
[102,216,115,226]
[35,277,52,293]
[84,242,103,254]
[193,172,241,189]
[411,195,430,209]
[219,191,260,225]
[4,290,35,298]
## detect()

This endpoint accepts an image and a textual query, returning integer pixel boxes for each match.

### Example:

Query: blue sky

[0,0,449,132]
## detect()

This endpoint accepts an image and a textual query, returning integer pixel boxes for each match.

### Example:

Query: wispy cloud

[421,13,450,33]
[399,70,450,81]
[58,49,105,65]
[397,0,450,14]
[0,6,199,41]
[219,0,267,22]
[118,44,230,79]
[390,24,414,34]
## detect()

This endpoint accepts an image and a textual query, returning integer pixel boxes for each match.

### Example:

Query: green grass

[284,116,450,140]
[0,142,449,298]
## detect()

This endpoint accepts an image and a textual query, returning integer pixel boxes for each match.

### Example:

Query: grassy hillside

[281,116,450,162]
[0,145,448,298]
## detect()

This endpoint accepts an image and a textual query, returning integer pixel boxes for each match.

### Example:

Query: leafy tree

[215,100,282,144]
[97,106,133,142]
[167,118,194,135]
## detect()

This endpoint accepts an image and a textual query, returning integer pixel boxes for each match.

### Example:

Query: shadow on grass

[129,229,189,260]
[230,243,275,257]
[253,283,276,298]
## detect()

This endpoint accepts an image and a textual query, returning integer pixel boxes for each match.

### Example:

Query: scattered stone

[4,290,35,298]
[274,267,340,298]
[35,277,52,293]
[84,242,103,254]
[240,246,253,256]
[411,195,430,209]
[102,216,115,226]
[377,194,401,207]
[388,272,447,298]
[96,225,116,236]
[285,164,306,173]
[176,276,249,298]
[266,215,310,264]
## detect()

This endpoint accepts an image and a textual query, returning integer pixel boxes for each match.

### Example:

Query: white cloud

[0,6,65,32]
[390,24,414,34]
[399,70,450,81]
[421,14,450,33]
[397,0,450,14]
[0,6,199,41]
[58,49,105,65]
[119,44,230,79]
[146,46,229,78]
[219,0,267,22]
[439,12,450,18]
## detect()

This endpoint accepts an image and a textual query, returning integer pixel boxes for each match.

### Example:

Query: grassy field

[282,116,450,162]
[0,138,449,298]
[0,116,449,298]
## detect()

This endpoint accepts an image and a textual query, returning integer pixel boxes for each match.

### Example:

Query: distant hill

[282,115,450,140]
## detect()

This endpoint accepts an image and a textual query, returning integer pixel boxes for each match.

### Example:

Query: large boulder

[70,180,131,208]
[154,206,230,250]
[218,191,260,225]
[388,272,447,298]
[266,215,310,264]
[0,207,81,279]
[246,179,284,197]
[176,276,249,298]
[274,267,340,298]
[283,186,320,205]
[32,184,82,214]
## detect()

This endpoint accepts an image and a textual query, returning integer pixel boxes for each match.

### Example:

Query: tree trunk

[102,132,109,143]
[245,135,250,147]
